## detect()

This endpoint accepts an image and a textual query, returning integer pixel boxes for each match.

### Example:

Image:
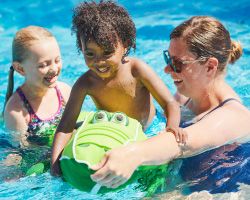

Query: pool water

[0,0,250,199]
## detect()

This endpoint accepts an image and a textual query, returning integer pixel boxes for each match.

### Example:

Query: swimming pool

[0,0,250,199]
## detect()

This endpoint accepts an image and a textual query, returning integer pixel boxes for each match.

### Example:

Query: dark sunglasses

[163,50,207,73]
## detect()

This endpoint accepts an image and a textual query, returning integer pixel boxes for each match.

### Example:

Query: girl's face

[81,40,126,79]
[21,37,62,89]
[164,38,208,97]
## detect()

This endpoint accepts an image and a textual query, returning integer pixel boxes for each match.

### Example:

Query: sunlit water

[0,0,250,199]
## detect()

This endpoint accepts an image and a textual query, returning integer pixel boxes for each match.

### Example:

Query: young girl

[51,1,181,175]
[4,26,71,147]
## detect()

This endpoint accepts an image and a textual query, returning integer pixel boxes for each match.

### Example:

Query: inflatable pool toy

[60,111,169,195]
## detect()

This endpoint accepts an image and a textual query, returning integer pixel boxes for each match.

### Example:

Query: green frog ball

[60,111,169,195]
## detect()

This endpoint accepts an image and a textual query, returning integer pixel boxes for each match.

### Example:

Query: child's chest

[89,75,146,107]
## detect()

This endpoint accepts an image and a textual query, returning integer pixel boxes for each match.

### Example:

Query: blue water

[0,0,250,199]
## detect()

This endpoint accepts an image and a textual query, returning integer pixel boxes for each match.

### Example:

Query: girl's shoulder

[5,91,26,113]
[4,92,29,131]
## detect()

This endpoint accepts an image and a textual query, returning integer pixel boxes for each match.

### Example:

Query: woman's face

[164,38,208,97]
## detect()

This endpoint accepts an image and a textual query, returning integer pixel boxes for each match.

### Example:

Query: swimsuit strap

[16,86,65,122]
[197,98,241,123]
[16,87,36,116]
[183,98,191,106]
[54,85,65,107]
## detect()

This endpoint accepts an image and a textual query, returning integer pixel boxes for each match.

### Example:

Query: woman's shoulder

[186,99,250,148]
[223,99,250,119]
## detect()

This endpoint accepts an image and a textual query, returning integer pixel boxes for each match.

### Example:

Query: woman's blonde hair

[3,26,54,115]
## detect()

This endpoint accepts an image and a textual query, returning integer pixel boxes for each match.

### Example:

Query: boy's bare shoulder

[129,57,147,68]
[128,57,153,78]
[127,57,147,75]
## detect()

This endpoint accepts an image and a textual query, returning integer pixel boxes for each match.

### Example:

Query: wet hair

[170,16,242,72]
[72,0,136,56]
[3,26,54,115]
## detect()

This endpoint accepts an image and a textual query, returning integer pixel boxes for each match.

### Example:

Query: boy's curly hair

[72,0,136,55]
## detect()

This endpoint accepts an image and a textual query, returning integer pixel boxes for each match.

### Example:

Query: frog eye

[93,111,109,123]
[110,112,128,126]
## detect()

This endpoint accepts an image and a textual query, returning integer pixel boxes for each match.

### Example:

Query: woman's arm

[91,101,250,188]
[51,77,87,176]
[90,132,181,188]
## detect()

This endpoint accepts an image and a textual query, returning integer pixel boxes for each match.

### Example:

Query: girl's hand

[166,127,188,145]
[90,144,140,188]
[4,153,22,166]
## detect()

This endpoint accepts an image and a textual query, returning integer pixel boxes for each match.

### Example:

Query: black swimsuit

[180,98,240,128]
[178,98,250,194]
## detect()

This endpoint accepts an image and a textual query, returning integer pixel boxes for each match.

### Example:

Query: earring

[121,53,127,64]
[121,48,128,64]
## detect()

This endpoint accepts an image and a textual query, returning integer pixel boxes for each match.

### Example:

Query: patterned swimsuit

[16,86,65,146]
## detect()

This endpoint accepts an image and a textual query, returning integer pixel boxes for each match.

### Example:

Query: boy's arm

[132,58,181,129]
[51,77,87,176]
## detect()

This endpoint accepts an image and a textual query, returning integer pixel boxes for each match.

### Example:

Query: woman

[89,16,250,191]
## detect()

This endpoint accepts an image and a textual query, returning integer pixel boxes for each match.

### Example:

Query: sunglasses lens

[163,51,169,65]
[173,60,182,73]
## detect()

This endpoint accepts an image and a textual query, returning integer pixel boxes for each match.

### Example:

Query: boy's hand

[50,160,62,177]
[166,126,188,145]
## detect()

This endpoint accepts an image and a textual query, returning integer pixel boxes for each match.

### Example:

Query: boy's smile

[95,65,111,74]
[81,40,126,79]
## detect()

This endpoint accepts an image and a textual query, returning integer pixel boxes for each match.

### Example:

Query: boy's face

[81,39,126,79]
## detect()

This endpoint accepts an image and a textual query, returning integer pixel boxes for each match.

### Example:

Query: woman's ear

[12,62,25,76]
[205,57,218,77]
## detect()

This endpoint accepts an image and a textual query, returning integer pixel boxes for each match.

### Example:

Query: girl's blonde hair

[3,26,54,115]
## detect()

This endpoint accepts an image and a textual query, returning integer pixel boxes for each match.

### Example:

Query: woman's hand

[90,144,141,188]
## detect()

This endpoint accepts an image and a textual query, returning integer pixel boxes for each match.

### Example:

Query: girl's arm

[51,77,87,176]
[132,58,181,131]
